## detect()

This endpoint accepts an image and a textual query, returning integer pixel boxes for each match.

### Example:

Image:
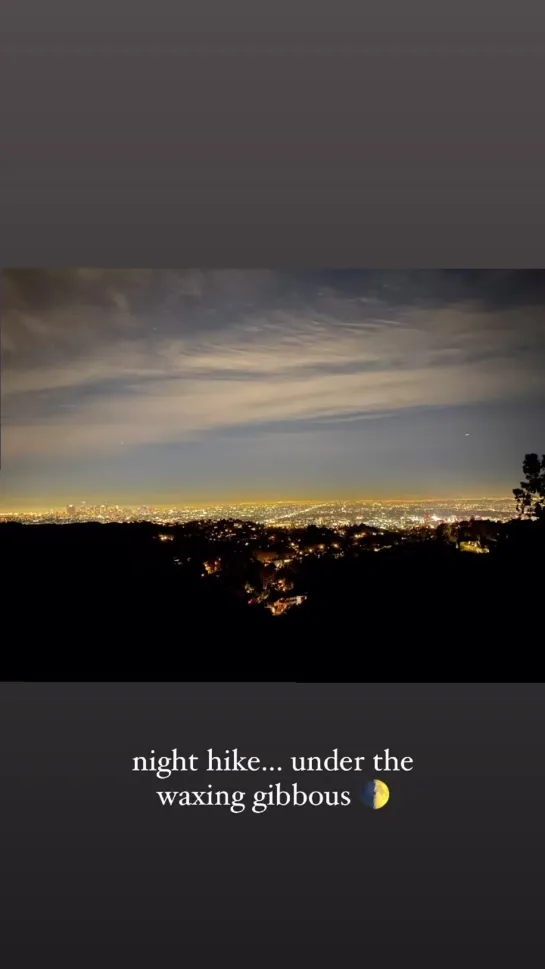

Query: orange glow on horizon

[0,492,515,516]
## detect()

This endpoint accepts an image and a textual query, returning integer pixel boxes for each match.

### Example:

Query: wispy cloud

[2,270,545,468]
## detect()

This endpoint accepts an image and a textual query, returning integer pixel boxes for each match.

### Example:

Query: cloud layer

[3,270,545,465]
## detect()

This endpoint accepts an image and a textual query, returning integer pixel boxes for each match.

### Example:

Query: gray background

[1,1,545,966]
[1,683,544,965]
[2,0,545,265]
[0,683,545,965]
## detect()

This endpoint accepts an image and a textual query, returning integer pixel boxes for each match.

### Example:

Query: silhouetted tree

[513,453,545,518]
[436,522,459,547]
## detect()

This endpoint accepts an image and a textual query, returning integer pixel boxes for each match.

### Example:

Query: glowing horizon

[0,492,516,516]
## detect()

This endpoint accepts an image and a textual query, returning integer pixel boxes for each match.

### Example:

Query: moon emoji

[361,779,390,809]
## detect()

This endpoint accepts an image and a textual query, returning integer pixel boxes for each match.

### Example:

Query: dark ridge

[2,515,543,681]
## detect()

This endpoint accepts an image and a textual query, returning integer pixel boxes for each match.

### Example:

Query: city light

[0,497,517,529]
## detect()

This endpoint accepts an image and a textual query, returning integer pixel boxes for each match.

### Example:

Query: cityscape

[1,490,535,624]
[2,268,544,675]
[0,496,517,529]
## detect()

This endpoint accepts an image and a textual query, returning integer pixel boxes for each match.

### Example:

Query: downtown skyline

[2,269,545,510]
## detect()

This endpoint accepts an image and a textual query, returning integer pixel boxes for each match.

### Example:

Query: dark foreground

[2,517,542,680]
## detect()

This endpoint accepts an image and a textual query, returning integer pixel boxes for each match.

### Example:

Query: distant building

[203,559,221,574]
[254,550,278,564]
[459,541,489,554]
[267,595,307,617]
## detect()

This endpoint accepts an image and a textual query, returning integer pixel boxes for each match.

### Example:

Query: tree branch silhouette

[513,453,545,518]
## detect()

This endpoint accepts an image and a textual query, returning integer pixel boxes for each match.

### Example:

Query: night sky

[2,269,545,510]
